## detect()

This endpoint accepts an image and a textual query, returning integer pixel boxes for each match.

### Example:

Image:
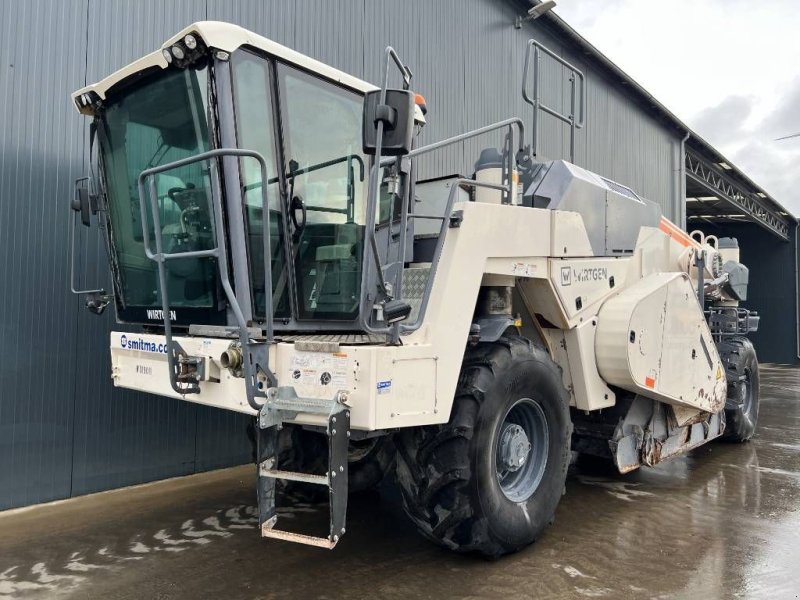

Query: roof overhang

[520,0,796,238]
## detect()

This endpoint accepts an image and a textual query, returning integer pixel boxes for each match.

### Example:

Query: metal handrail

[522,39,586,162]
[360,115,527,337]
[400,178,509,334]
[137,147,274,408]
[243,153,365,192]
[358,46,413,341]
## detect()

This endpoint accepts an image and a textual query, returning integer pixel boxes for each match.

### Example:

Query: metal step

[261,518,339,549]
[255,391,350,549]
[260,467,329,486]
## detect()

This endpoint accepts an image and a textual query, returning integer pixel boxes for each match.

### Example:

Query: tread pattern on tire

[718,336,759,442]
[395,335,571,556]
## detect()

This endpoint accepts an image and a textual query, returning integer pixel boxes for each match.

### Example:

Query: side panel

[596,273,726,412]
[563,320,616,410]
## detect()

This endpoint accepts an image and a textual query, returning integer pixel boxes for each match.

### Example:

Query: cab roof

[72,21,377,116]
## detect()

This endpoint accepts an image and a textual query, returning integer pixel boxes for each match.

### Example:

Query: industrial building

[0,0,795,511]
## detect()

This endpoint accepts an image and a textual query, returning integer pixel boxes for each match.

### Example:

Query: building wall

[0,0,685,510]
[701,222,799,365]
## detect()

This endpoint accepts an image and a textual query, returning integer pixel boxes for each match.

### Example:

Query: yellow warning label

[716,367,722,380]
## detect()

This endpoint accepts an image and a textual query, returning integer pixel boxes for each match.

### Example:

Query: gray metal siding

[0,0,89,508]
[0,0,685,510]
[209,0,682,212]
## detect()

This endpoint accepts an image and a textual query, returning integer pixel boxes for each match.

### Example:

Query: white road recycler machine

[70,22,760,555]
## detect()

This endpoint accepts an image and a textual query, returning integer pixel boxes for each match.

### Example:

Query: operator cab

[76,24,414,332]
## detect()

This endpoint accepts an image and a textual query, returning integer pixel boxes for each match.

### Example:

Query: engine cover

[595,272,726,413]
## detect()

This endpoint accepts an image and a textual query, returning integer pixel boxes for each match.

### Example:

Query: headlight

[171,45,185,60]
[184,34,197,50]
[161,48,173,63]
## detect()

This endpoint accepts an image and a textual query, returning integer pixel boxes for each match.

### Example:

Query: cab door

[230,50,292,322]
[275,65,369,322]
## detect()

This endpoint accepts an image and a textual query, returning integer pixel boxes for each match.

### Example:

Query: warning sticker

[288,352,349,388]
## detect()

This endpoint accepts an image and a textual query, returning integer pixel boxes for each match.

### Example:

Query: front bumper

[109,331,439,431]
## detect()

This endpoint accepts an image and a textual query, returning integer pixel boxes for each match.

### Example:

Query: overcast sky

[553,0,800,215]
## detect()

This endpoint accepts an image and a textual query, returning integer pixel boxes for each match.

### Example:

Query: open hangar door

[683,146,798,364]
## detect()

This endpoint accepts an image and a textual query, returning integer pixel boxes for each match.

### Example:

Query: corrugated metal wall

[0,0,684,510]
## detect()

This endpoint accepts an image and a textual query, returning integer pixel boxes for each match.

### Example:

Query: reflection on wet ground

[0,364,798,599]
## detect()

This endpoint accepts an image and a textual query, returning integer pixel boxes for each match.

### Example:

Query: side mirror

[71,184,91,227]
[362,89,415,157]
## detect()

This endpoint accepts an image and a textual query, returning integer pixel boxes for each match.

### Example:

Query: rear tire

[395,336,572,557]
[719,336,760,442]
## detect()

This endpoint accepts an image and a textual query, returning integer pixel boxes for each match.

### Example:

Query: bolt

[331,471,336,478]
[332,429,337,435]
[341,528,346,534]
[333,535,339,542]
[332,416,337,423]
[346,431,351,438]
[340,466,344,472]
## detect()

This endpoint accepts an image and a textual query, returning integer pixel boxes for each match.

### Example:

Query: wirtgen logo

[120,335,168,354]
[146,309,177,320]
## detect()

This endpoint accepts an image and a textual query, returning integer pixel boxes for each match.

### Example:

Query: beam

[685,150,790,240]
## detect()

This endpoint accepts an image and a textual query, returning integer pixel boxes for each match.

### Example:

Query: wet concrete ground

[1,364,799,599]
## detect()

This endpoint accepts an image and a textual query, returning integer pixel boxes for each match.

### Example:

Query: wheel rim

[495,397,549,502]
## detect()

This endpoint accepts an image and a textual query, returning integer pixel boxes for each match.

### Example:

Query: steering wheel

[167,182,196,201]
[290,195,307,240]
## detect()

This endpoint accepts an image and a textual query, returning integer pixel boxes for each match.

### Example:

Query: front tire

[719,336,760,442]
[348,436,395,493]
[395,336,572,557]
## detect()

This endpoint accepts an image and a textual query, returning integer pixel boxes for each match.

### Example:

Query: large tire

[395,336,572,557]
[719,336,760,442]
[348,436,395,493]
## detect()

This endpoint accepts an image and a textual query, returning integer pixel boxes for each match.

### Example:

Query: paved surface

[1,364,799,599]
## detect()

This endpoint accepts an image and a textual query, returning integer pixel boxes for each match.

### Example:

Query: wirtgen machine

[69,22,760,556]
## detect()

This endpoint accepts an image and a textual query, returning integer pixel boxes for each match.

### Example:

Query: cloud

[554,0,800,215]
[691,95,755,147]
[730,139,800,213]
[760,77,800,141]
[687,80,800,212]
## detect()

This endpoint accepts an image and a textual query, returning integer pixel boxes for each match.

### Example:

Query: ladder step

[261,522,339,549]
[267,396,340,415]
[261,468,329,485]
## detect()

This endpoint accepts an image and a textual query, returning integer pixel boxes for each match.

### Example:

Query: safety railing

[522,39,586,163]
[137,148,274,409]
[359,48,531,342]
